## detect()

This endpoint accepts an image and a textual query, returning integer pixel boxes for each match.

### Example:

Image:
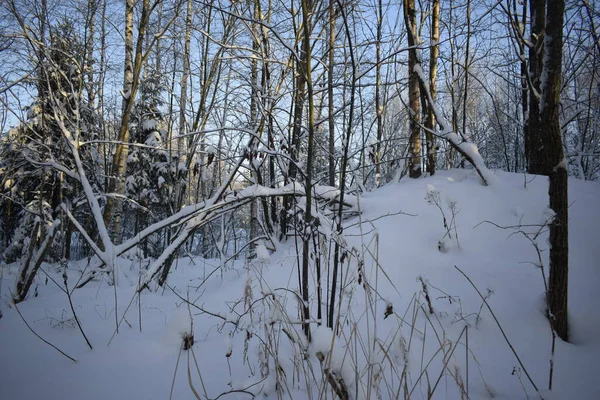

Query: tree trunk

[447,0,458,169]
[541,0,568,342]
[375,0,383,186]
[404,0,421,178]
[328,1,357,330]
[461,0,472,149]
[328,0,336,187]
[102,0,151,243]
[14,220,60,303]
[86,0,97,109]
[425,0,439,175]
[519,0,528,173]
[176,0,193,210]
[64,219,72,260]
[248,0,261,259]
[526,0,546,174]
[102,0,135,243]
[280,17,307,240]
[300,0,315,341]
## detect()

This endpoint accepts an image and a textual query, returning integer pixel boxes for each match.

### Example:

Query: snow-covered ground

[1,170,598,399]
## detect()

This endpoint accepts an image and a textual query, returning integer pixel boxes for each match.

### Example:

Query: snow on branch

[139,182,357,288]
[413,64,495,186]
[404,14,495,187]
[51,95,113,252]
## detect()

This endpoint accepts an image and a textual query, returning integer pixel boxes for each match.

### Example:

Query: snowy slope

[1,169,599,399]
[344,170,600,399]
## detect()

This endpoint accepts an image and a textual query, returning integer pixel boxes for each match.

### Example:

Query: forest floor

[1,169,599,400]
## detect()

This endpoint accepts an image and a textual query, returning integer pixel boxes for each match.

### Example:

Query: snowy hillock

[1,169,599,399]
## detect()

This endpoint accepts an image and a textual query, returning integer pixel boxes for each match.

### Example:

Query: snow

[312,325,335,355]
[255,243,270,261]
[414,64,430,92]
[554,158,568,172]
[1,170,599,399]
[144,131,161,147]
[141,119,157,132]
[164,306,193,346]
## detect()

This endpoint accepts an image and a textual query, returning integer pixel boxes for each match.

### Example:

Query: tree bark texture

[375,0,383,185]
[328,0,336,187]
[300,0,315,341]
[102,0,136,243]
[425,0,439,175]
[404,0,421,178]
[541,0,569,342]
[526,0,546,174]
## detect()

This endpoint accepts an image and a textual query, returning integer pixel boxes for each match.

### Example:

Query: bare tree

[102,0,140,242]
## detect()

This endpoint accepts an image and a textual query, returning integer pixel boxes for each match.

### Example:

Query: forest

[0,0,599,399]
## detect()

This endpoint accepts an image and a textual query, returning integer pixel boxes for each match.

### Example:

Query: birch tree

[425,0,439,175]
[404,0,422,178]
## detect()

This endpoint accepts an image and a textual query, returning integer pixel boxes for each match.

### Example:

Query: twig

[418,276,434,314]
[107,290,140,346]
[10,289,77,363]
[169,346,183,400]
[344,210,417,229]
[190,346,209,399]
[476,216,556,389]
[187,350,202,400]
[466,325,469,398]
[454,265,542,397]
[63,266,93,350]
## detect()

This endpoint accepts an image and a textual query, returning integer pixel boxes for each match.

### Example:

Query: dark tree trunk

[280,18,307,241]
[519,0,528,173]
[526,0,546,174]
[541,0,568,342]
[375,0,383,185]
[300,0,315,342]
[64,220,72,260]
